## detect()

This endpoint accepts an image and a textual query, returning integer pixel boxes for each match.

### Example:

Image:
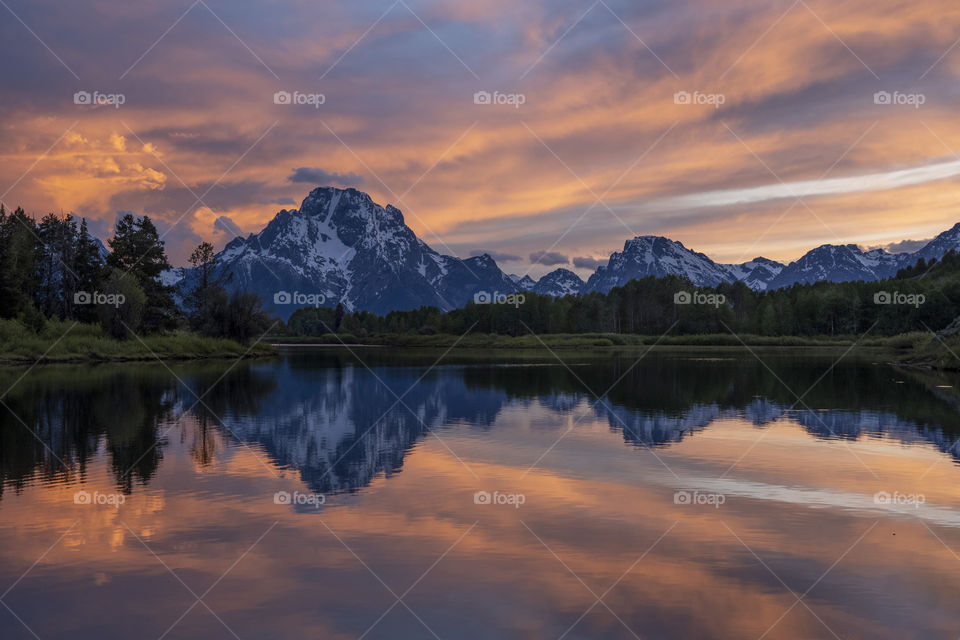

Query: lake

[1,347,959,639]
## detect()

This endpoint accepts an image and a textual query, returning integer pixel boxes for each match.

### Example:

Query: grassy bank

[0,319,275,364]
[7,319,951,368]
[270,331,929,350]
[897,333,960,371]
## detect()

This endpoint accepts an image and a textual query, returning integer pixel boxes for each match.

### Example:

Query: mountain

[508,274,537,291]
[166,186,960,316]
[766,244,904,289]
[723,257,784,291]
[912,222,960,263]
[533,268,584,297]
[582,236,738,293]
[183,187,517,318]
[583,223,960,294]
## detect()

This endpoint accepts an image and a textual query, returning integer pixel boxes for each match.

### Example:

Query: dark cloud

[573,256,606,270]
[869,238,931,254]
[214,216,244,239]
[471,249,521,262]
[106,181,271,217]
[151,217,203,266]
[288,168,364,187]
[529,250,569,266]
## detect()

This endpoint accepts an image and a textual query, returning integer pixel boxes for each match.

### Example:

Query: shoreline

[5,331,957,371]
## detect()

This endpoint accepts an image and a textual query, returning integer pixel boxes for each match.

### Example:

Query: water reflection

[2,349,960,639]
[2,349,959,499]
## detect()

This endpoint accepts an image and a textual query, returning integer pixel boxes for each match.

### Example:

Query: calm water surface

[1,347,960,639]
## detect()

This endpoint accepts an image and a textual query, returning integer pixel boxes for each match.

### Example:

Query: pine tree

[0,207,39,319]
[107,214,179,333]
[73,218,105,322]
[185,241,219,332]
[35,213,79,319]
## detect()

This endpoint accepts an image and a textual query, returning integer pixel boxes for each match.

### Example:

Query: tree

[107,214,179,333]
[0,206,39,319]
[225,291,271,344]
[185,241,219,332]
[73,218,105,322]
[36,213,78,319]
[189,241,216,290]
[96,269,147,339]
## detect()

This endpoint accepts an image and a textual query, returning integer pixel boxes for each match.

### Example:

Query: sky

[2,0,960,277]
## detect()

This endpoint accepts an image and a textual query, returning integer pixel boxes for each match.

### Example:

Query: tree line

[6,203,958,343]
[0,206,270,342]
[286,252,960,338]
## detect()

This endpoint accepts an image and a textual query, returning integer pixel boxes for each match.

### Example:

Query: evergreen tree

[185,241,219,332]
[72,218,105,322]
[35,213,79,319]
[107,214,179,333]
[0,206,39,319]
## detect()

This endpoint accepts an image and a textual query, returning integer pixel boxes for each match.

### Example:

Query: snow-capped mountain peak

[766,243,903,289]
[164,186,960,316]
[533,268,584,297]
[583,235,737,292]
[181,187,517,318]
[509,274,537,291]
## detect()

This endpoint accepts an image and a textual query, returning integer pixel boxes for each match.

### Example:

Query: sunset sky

[3,0,960,276]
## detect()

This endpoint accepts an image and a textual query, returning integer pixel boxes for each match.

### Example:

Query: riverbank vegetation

[279,253,960,368]
[5,205,960,368]
[0,207,273,362]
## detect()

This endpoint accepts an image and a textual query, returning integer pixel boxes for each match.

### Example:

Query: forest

[0,206,271,346]
[285,252,960,339]
[4,206,959,350]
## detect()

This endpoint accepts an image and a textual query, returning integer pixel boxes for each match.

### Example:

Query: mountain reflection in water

[1,349,958,498]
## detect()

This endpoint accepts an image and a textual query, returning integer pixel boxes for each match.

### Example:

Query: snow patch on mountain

[533,268,584,297]
[583,236,737,292]
[178,187,521,318]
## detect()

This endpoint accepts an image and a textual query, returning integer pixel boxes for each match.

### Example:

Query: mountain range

[166,186,960,318]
